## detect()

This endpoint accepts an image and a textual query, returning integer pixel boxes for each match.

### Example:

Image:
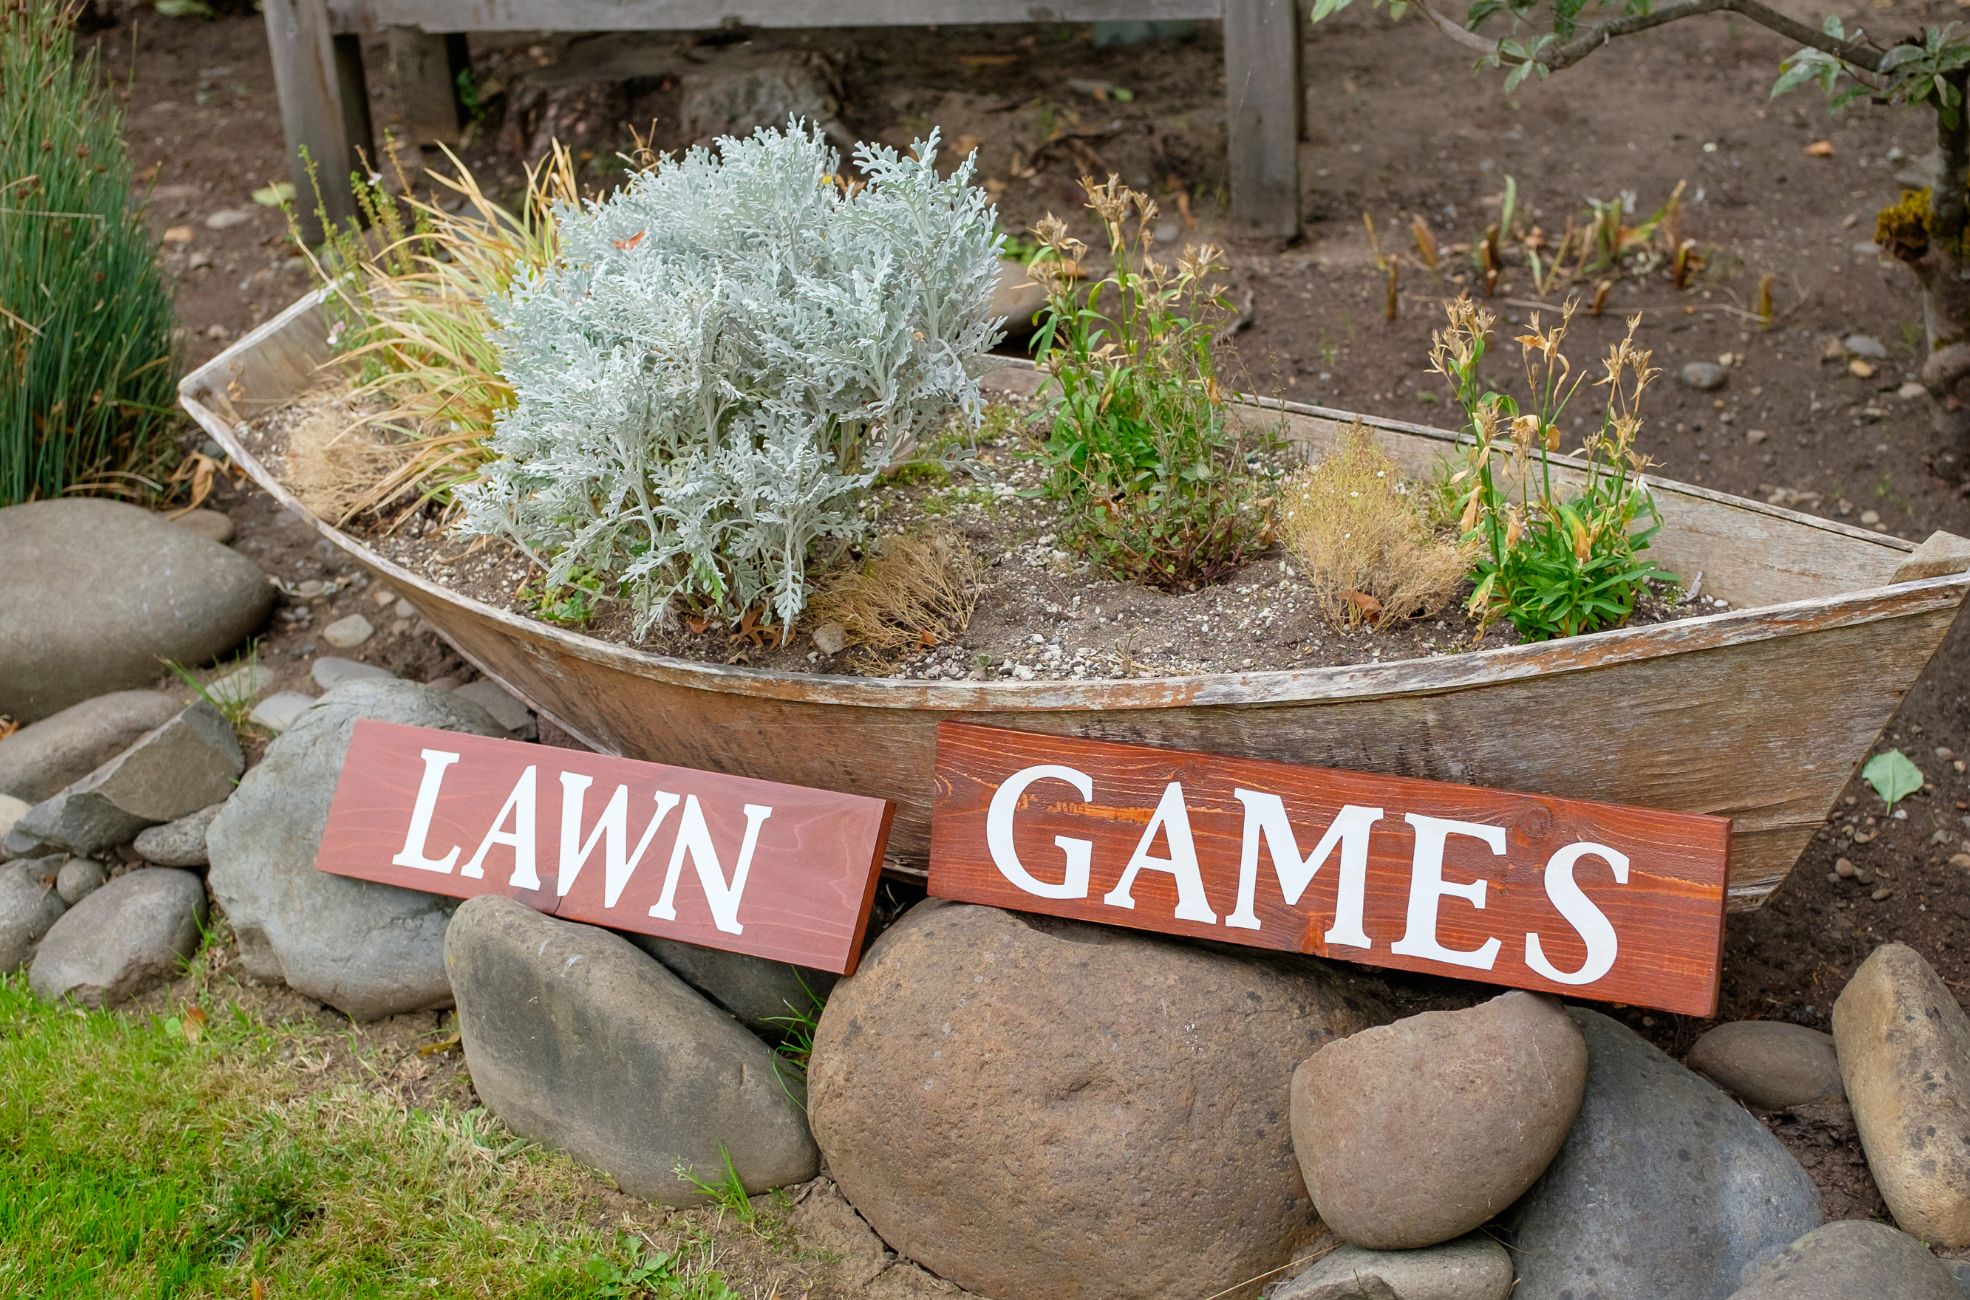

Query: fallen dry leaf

[162,225,193,243]
[956,53,1019,66]
[1346,590,1385,623]
[1804,140,1835,158]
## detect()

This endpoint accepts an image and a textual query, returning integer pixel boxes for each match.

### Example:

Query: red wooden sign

[317,720,893,974]
[928,722,1730,1015]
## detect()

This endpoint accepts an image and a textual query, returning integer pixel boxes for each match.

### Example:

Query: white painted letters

[1389,813,1504,971]
[463,764,538,884]
[986,763,1096,899]
[391,748,464,874]
[649,796,773,934]
[1525,841,1628,985]
[1227,792,1380,948]
[557,772,681,907]
[1101,781,1218,924]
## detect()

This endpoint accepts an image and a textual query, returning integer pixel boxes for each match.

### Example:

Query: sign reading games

[316,720,893,974]
[928,722,1730,1015]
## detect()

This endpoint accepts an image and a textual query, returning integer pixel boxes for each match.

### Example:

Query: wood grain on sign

[317,719,892,974]
[929,722,1730,1015]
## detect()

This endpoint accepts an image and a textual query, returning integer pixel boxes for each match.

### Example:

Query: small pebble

[1835,857,1857,878]
[248,691,317,735]
[322,613,375,648]
[1680,361,1728,392]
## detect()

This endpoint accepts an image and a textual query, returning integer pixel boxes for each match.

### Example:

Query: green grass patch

[0,973,738,1298]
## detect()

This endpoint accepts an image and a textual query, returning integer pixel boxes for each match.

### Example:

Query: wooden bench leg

[263,0,374,241]
[1223,0,1304,238]
[389,28,470,146]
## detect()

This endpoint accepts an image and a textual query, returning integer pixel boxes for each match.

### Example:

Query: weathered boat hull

[182,292,1970,909]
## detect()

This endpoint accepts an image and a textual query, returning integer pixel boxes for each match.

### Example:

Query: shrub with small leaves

[456,121,1004,636]
[1029,177,1276,591]
[1432,295,1673,640]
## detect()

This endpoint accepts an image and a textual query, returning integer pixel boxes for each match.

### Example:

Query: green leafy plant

[1309,0,1970,440]
[516,566,605,628]
[1862,748,1925,810]
[1,0,180,507]
[164,639,264,731]
[584,1236,738,1300]
[1431,296,1672,640]
[673,1147,756,1226]
[1029,176,1274,590]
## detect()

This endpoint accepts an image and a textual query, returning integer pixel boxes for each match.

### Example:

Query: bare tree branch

[1414,0,1889,75]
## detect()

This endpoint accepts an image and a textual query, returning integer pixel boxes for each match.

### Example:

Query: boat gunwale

[178,289,1970,715]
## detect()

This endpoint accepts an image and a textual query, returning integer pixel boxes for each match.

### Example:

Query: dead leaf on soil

[162,225,194,244]
[0,718,16,743]
[181,1005,206,1044]
[1345,590,1385,623]
[418,1032,463,1057]
[1804,140,1835,158]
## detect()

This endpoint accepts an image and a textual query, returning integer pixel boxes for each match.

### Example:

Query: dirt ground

[98,0,1970,1235]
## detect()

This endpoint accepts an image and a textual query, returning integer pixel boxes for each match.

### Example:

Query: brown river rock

[1289,991,1586,1250]
[808,900,1386,1300]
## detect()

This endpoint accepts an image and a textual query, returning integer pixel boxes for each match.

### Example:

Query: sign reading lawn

[928,722,1730,1015]
[316,720,893,974]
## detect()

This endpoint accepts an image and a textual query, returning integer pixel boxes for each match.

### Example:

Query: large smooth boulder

[1290,992,1585,1249]
[0,690,182,802]
[1688,1020,1844,1111]
[0,500,273,721]
[1833,943,1970,1245]
[28,868,207,1007]
[445,896,817,1203]
[1728,1220,1961,1300]
[1508,1009,1821,1300]
[808,901,1386,1300]
[13,701,241,855]
[0,857,67,971]
[629,934,834,1035]
[206,680,503,1019]
[1275,1236,1514,1300]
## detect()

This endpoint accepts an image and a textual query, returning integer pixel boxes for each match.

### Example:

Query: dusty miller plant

[456,120,1004,635]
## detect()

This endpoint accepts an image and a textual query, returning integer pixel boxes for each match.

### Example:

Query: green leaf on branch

[1862,748,1925,810]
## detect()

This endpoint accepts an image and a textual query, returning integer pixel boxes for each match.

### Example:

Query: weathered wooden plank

[387,27,469,145]
[929,722,1730,1014]
[264,0,375,240]
[1222,0,1302,237]
[178,297,1970,913]
[328,0,1224,34]
[318,719,893,973]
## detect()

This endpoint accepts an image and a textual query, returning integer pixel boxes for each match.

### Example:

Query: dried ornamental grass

[293,140,579,525]
[1280,424,1469,629]
[283,388,418,523]
[808,530,982,659]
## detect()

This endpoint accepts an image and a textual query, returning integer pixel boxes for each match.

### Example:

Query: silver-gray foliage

[457,120,1004,634]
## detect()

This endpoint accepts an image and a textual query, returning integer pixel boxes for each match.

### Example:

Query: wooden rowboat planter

[182,290,1970,911]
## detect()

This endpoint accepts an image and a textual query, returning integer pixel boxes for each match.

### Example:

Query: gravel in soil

[248,377,1714,682]
[99,3,1970,1238]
